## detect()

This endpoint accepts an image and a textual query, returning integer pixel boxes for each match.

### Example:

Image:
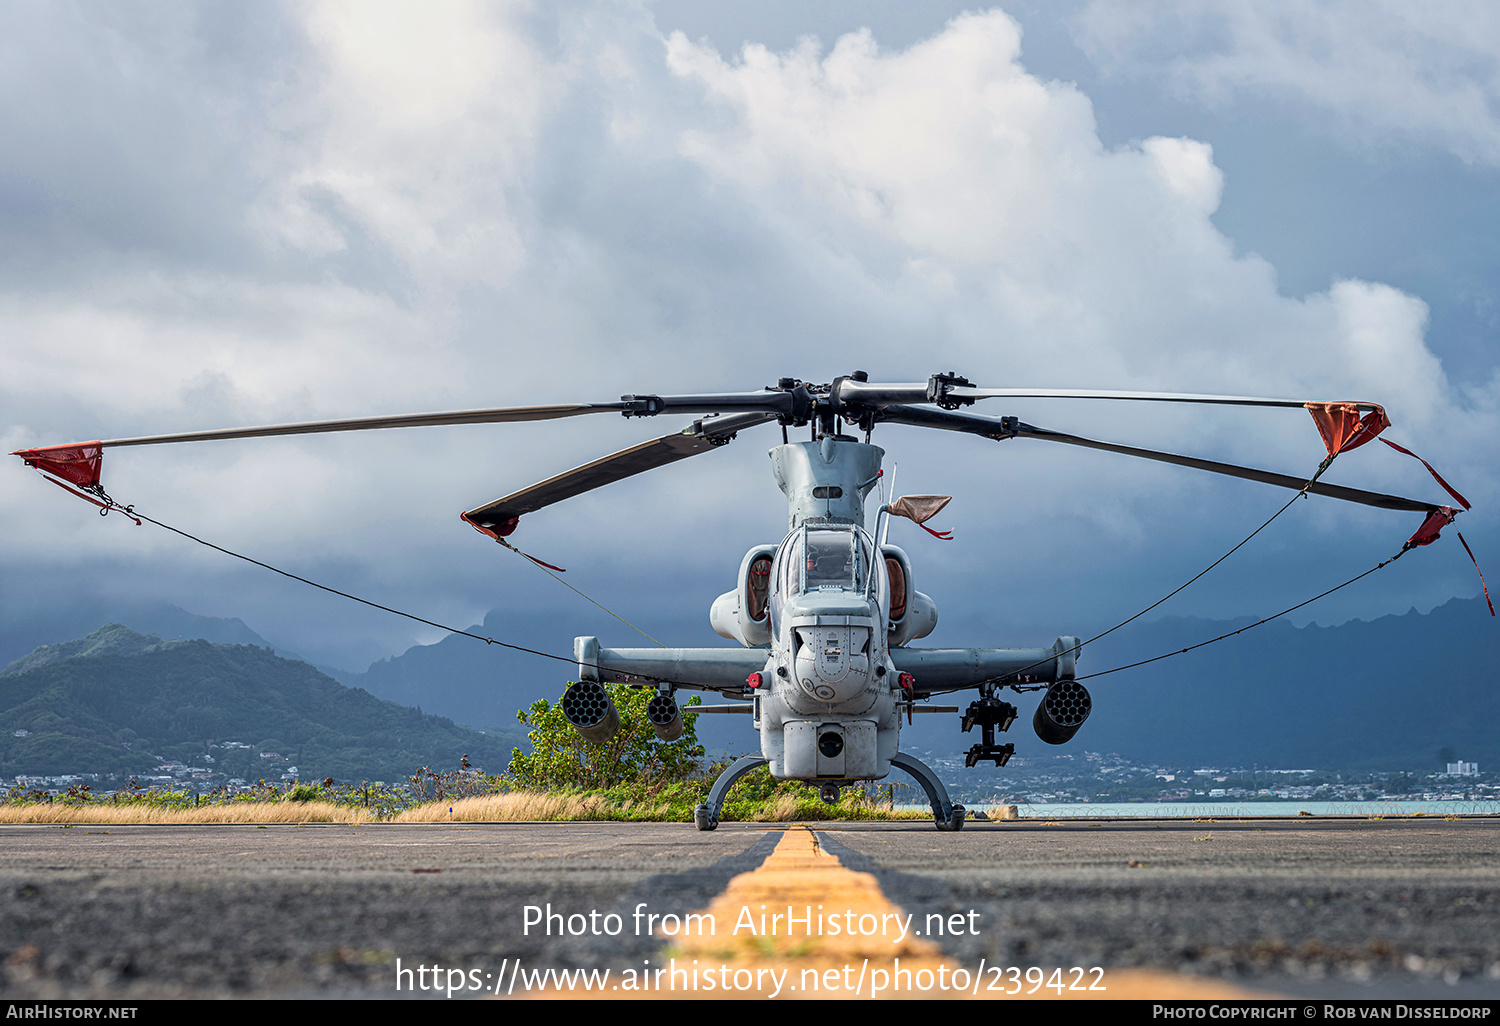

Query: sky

[2,1,1496,673]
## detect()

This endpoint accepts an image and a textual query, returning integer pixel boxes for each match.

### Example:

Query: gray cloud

[1073,0,1500,166]
[1,3,1491,671]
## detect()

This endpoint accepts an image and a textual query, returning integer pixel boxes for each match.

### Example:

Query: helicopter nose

[793,622,872,702]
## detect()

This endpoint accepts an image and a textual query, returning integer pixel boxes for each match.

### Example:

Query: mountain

[1066,594,1500,771]
[341,607,758,753]
[3,624,168,675]
[346,596,1497,772]
[0,625,525,781]
[899,595,1499,773]
[0,601,278,667]
[9,590,1491,784]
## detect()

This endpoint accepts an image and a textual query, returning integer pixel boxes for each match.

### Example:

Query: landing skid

[694,755,769,831]
[891,752,966,831]
[693,753,965,832]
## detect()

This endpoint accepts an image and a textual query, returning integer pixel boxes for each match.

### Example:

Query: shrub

[507,685,704,790]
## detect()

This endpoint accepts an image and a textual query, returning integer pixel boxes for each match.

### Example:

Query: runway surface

[0,816,1497,999]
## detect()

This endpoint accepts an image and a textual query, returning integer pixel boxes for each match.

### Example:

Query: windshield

[801,527,865,593]
[769,526,873,633]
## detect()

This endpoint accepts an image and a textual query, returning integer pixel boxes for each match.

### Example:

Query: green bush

[507,685,704,790]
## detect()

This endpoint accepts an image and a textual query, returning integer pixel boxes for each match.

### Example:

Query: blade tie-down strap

[26,477,725,688]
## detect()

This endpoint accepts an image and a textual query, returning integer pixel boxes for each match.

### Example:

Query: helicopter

[12,370,1454,831]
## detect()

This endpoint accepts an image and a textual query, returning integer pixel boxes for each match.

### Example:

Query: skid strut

[891,752,966,831]
[694,755,769,831]
[694,753,964,832]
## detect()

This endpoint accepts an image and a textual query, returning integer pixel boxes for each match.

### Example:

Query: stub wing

[574,637,770,691]
[890,639,1078,692]
[572,636,1080,693]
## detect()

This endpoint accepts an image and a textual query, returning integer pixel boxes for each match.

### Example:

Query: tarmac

[0,816,1497,999]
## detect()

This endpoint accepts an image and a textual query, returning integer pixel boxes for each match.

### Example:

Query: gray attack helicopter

[14,371,1447,831]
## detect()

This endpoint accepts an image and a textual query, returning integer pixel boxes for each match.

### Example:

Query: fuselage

[723,438,908,780]
[754,519,901,779]
[575,434,1076,785]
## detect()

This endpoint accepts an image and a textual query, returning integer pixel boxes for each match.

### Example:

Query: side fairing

[709,544,778,647]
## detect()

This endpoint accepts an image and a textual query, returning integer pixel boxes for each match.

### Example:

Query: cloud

[1140,136,1223,215]
[0,4,1490,667]
[252,0,550,288]
[1073,0,1500,166]
[662,11,1462,433]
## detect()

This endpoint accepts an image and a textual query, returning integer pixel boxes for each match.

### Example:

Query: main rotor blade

[462,412,777,533]
[952,388,1329,408]
[835,378,1380,413]
[91,404,626,447]
[71,390,801,449]
[879,405,1437,513]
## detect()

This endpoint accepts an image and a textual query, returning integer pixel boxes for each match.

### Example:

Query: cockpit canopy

[776,525,873,598]
[803,528,865,591]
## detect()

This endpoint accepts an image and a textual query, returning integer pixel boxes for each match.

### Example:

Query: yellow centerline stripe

[534,824,1281,999]
[666,824,940,965]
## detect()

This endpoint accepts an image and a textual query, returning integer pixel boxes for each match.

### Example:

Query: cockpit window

[801,528,865,593]
[769,527,873,632]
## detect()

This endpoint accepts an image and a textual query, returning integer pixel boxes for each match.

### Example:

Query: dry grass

[0,793,978,826]
[742,796,931,822]
[390,793,630,822]
[392,792,937,823]
[745,794,804,822]
[0,801,370,825]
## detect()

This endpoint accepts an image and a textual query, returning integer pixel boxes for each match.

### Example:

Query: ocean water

[992,800,1497,818]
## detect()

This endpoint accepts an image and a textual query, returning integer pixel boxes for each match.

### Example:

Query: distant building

[1445,761,1479,777]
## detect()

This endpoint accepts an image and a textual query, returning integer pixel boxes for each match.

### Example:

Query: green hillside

[0,625,522,782]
